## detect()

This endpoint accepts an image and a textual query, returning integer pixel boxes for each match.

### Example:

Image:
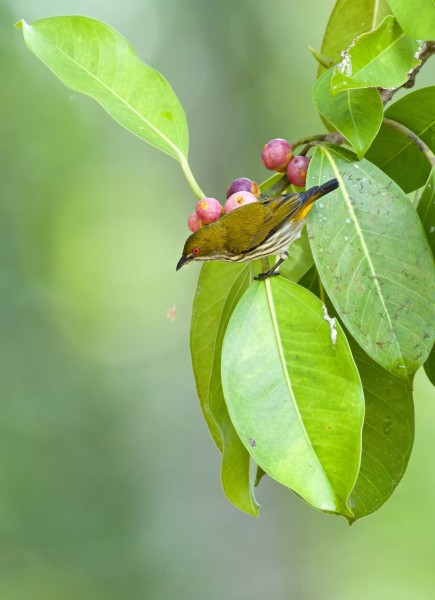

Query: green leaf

[417,167,435,386]
[331,16,420,94]
[388,0,435,40]
[425,345,435,387]
[307,145,435,379]
[190,262,259,516]
[313,68,383,159]
[318,0,391,75]
[279,231,314,282]
[347,338,414,520]
[308,46,335,70]
[298,269,414,520]
[20,16,189,162]
[417,167,435,257]
[366,86,435,193]
[221,277,365,517]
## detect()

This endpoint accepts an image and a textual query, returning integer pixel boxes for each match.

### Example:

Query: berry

[287,155,311,187]
[226,177,260,198]
[188,211,203,232]
[224,191,258,214]
[195,197,223,224]
[261,138,293,172]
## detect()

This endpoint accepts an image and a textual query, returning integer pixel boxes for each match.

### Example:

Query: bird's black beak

[176,256,190,271]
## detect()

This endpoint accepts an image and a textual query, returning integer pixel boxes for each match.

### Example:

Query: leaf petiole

[383,118,435,166]
[180,155,206,199]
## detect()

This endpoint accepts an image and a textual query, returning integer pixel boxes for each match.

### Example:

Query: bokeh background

[1,1,435,598]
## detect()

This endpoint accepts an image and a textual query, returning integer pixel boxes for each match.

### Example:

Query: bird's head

[176,222,225,270]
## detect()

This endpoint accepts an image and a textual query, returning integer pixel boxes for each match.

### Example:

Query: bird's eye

[192,247,201,255]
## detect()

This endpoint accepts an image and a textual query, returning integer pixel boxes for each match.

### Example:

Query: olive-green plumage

[177,178,339,277]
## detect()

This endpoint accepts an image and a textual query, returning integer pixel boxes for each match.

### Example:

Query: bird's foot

[254,270,281,281]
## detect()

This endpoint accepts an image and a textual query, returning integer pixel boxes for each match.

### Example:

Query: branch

[383,118,435,166]
[378,41,435,106]
[261,45,434,180]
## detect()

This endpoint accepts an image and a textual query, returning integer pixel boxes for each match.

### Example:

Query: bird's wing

[262,194,302,227]
[222,199,297,254]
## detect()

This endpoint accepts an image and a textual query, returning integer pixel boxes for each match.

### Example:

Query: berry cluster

[262,138,311,187]
[187,138,311,232]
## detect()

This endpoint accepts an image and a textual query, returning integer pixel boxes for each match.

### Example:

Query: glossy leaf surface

[418,168,435,387]
[313,69,383,159]
[279,231,314,282]
[347,338,414,519]
[388,0,435,39]
[331,16,420,94]
[222,277,365,517]
[318,0,391,75]
[366,87,435,193]
[20,16,189,161]
[418,167,435,257]
[425,346,435,387]
[307,145,435,379]
[191,262,259,515]
[299,267,415,519]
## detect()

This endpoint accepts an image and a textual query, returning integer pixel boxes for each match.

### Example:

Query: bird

[176,178,339,279]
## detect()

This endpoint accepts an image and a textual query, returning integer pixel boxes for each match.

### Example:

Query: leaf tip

[14,19,25,30]
[308,46,335,69]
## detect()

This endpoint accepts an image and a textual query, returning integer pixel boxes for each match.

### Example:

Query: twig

[383,117,435,166]
[378,41,435,106]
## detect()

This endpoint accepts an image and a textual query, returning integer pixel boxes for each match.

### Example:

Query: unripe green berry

[287,155,310,187]
[226,177,260,198]
[188,211,203,232]
[196,197,223,224]
[224,191,258,214]
[261,138,293,172]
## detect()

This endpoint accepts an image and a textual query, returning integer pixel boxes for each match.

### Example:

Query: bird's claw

[254,270,281,281]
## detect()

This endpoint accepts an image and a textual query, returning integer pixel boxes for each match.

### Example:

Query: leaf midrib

[24,20,185,161]
[323,147,406,370]
[264,279,310,443]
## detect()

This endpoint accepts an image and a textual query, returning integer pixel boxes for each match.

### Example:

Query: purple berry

[261,138,293,172]
[224,191,258,214]
[195,197,223,224]
[287,155,311,187]
[188,211,202,232]
[226,177,260,198]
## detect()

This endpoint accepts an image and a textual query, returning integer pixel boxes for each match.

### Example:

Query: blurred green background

[1,1,435,598]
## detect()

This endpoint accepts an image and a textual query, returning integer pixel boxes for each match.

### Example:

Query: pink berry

[261,138,293,172]
[195,197,223,224]
[287,155,311,187]
[226,177,260,198]
[188,211,202,232]
[224,191,258,214]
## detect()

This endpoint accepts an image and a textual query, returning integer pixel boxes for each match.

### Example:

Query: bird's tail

[292,178,339,221]
[301,178,339,204]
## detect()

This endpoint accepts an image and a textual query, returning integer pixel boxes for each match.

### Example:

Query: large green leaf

[279,231,314,282]
[299,267,414,520]
[190,262,259,516]
[318,0,391,76]
[347,338,414,520]
[417,168,435,386]
[221,277,365,517]
[425,346,435,387]
[20,16,189,162]
[307,145,435,379]
[418,167,435,257]
[366,87,435,193]
[388,0,435,40]
[313,68,383,159]
[331,16,420,95]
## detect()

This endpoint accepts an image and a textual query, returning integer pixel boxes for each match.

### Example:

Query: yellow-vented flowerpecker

[177,179,339,279]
